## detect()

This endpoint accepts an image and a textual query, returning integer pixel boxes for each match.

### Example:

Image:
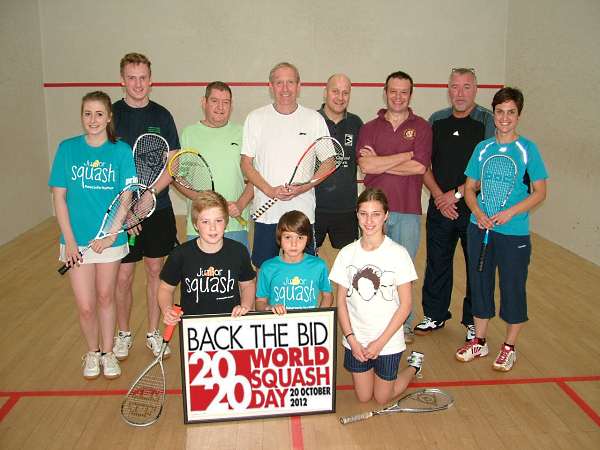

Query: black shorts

[314,210,358,249]
[122,206,177,263]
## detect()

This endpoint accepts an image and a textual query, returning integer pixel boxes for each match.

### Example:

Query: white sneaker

[82,351,101,380]
[456,339,489,362]
[101,352,121,379]
[407,351,424,378]
[146,330,171,358]
[465,325,476,341]
[493,345,517,372]
[113,331,132,361]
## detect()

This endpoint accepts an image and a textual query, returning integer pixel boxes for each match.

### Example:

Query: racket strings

[121,368,165,424]
[171,153,213,191]
[134,135,169,186]
[292,138,344,185]
[395,390,453,412]
[481,157,517,216]
[101,187,155,234]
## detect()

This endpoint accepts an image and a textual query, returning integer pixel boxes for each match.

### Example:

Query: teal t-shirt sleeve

[48,142,67,187]
[318,259,332,293]
[525,141,548,181]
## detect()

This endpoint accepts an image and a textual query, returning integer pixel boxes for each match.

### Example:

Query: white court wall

[7,0,599,264]
[38,0,505,218]
[506,0,600,264]
[0,0,51,245]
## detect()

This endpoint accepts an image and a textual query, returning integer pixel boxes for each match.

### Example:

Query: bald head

[324,73,352,121]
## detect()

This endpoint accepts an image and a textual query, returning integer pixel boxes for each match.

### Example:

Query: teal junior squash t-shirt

[48,135,137,246]
[256,254,332,309]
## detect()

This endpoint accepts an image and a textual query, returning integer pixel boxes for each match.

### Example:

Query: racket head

[289,136,344,185]
[101,183,156,234]
[132,133,169,187]
[168,149,215,191]
[57,183,156,275]
[384,388,454,414]
[120,305,182,427]
[480,154,518,217]
[120,359,166,426]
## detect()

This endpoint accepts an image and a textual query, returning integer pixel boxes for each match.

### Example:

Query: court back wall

[2,0,598,264]
[37,0,505,233]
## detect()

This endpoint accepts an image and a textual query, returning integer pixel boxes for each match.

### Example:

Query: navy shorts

[251,222,316,268]
[122,206,177,263]
[343,348,402,381]
[314,210,358,249]
[467,223,530,324]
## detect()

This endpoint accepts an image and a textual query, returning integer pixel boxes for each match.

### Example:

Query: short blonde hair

[120,52,151,76]
[191,191,229,227]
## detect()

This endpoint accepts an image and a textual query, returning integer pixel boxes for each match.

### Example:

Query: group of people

[49,54,547,407]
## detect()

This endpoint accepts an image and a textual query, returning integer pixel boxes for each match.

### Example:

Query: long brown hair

[357,188,389,213]
[81,91,117,143]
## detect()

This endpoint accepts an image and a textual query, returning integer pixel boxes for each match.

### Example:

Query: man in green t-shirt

[180,82,253,248]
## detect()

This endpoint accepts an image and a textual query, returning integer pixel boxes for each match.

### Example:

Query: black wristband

[344,332,354,339]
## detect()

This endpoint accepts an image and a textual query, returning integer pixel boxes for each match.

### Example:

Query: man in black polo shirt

[112,52,180,360]
[315,73,363,253]
[415,68,495,341]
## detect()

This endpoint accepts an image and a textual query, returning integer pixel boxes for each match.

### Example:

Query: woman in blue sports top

[49,91,136,380]
[456,87,548,372]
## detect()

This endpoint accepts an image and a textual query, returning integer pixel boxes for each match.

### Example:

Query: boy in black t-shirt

[159,191,256,325]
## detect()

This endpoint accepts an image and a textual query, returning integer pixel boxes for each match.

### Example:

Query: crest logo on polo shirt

[344,134,354,147]
[403,128,416,140]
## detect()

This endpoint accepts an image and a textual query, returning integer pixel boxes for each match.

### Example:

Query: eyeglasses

[451,67,476,75]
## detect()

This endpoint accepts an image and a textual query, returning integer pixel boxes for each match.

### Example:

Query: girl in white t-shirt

[329,188,424,404]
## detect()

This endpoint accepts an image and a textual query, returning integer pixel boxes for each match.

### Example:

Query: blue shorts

[251,222,316,268]
[343,348,402,381]
[467,223,530,324]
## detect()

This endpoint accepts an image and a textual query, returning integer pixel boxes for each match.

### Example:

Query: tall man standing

[315,74,363,253]
[357,71,432,342]
[112,53,180,360]
[180,81,253,246]
[415,68,495,341]
[241,62,329,268]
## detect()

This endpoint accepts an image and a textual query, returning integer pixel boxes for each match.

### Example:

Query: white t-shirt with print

[329,236,417,355]
[241,104,329,224]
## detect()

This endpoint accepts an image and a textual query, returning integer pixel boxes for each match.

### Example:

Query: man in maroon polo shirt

[356,70,432,342]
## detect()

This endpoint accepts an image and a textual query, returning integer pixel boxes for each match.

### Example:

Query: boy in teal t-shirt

[256,211,332,313]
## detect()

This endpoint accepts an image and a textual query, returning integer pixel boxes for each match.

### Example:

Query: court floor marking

[1,374,598,450]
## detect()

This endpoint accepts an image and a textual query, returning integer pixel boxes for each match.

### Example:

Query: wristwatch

[454,189,463,199]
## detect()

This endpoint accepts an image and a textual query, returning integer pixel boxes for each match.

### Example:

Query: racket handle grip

[235,216,248,227]
[477,242,487,272]
[339,412,374,424]
[163,304,182,342]
[128,234,137,246]
[251,198,277,221]
[57,263,70,275]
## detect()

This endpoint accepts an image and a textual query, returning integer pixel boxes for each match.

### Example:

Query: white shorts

[59,243,129,264]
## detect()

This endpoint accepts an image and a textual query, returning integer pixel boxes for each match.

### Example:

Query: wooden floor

[1,216,599,450]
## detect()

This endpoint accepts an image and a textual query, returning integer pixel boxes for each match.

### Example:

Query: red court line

[557,381,600,427]
[42,81,504,89]
[290,416,304,450]
[1,376,597,399]
[0,395,21,422]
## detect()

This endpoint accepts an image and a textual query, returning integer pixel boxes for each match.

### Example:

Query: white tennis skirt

[59,243,129,264]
